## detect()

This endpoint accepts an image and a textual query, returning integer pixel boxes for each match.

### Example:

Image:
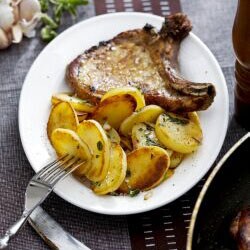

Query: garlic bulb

[0,28,12,49]
[19,0,41,22]
[0,1,15,31]
[12,0,20,23]
[12,23,22,43]
[0,0,42,49]
[19,12,41,38]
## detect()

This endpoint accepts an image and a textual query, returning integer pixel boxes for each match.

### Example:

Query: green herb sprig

[39,0,88,42]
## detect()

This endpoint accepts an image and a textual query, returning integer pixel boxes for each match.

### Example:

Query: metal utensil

[29,206,90,250]
[0,154,84,249]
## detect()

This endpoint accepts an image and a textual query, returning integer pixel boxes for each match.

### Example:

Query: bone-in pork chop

[66,13,216,112]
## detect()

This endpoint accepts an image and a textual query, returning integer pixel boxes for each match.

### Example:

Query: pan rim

[186,132,250,250]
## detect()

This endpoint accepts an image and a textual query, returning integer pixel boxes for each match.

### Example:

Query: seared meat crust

[66,13,216,112]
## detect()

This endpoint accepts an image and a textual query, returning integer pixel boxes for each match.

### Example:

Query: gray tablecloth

[0,0,247,249]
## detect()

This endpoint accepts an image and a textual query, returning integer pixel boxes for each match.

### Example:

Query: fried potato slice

[77,120,110,182]
[119,146,170,192]
[155,113,203,154]
[92,144,127,195]
[101,87,145,110]
[170,151,184,168]
[47,101,78,141]
[91,94,136,130]
[103,122,121,144]
[163,169,174,181]
[51,128,92,175]
[188,112,201,127]
[51,93,95,113]
[131,122,173,156]
[105,128,121,144]
[120,105,164,136]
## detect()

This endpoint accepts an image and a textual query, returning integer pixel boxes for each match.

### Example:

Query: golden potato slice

[106,128,121,144]
[163,169,174,181]
[120,105,164,136]
[188,112,201,127]
[91,94,136,130]
[51,93,95,113]
[101,87,145,110]
[47,101,78,141]
[155,113,203,154]
[131,123,173,156]
[92,144,127,195]
[103,122,121,144]
[170,152,184,168]
[119,146,170,192]
[77,120,110,181]
[51,128,92,175]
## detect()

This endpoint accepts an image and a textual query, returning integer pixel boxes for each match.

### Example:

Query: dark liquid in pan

[192,137,250,249]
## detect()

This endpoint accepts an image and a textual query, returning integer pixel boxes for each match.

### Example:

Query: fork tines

[34,155,84,186]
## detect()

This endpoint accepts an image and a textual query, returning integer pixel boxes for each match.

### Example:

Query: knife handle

[29,206,90,250]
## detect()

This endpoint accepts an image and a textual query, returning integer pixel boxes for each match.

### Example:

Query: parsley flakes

[97,141,103,151]
[163,113,189,125]
[129,189,140,197]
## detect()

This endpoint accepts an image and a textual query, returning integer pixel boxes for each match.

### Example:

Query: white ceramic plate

[19,12,229,215]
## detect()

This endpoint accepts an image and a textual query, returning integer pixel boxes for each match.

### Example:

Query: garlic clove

[0,28,12,49]
[11,0,20,24]
[19,0,41,22]
[0,2,15,31]
[19,12,41,38]
[6,28,13,41]
[12,23,22,43]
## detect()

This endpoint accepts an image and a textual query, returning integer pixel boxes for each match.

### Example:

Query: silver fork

[0,154,84,249]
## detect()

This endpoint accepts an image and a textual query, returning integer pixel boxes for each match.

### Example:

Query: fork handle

[0,211,29,249]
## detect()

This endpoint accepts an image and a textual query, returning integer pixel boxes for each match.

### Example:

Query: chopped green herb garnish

[97,141,103,151]
[129,189,140,197]
[145,124,154,131]
[145,136,159,146]
[91,181,101,187]
[138,127,144,132]
[110,191,119,196]
[163,113,189,125]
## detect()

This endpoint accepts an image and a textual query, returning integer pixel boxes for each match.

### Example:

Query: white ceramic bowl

[19,12,229,215]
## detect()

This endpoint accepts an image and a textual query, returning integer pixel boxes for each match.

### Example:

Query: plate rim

[18,12,229,215]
